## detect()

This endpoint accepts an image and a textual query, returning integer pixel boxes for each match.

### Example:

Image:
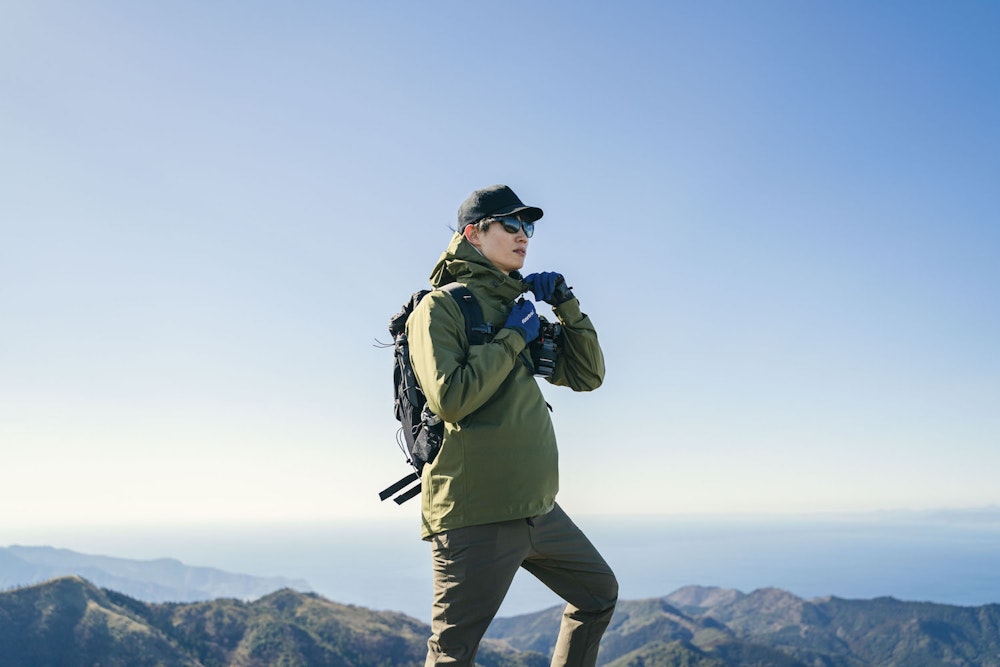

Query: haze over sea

[7,508,1000,622]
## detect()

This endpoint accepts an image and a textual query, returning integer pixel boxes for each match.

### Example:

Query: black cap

[457,185,543,231]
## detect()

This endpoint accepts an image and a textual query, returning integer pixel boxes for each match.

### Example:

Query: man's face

[466,218,530,274]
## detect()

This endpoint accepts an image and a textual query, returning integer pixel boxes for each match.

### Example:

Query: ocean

[7,510,1000,622]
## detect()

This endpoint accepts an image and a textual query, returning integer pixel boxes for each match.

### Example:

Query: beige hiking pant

[425,504,618,667]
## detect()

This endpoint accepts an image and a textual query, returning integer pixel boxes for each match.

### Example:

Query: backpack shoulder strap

[439,283,494,345]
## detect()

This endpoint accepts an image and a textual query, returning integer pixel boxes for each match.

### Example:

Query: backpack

[379,283,494,505]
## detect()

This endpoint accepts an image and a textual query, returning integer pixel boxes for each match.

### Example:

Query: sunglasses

[492,215,535,238]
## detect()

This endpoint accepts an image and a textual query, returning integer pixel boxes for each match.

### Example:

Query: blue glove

[505,298,540,343]
[524,272,574,305]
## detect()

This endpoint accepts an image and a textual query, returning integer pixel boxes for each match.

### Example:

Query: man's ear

[463,225,481,248]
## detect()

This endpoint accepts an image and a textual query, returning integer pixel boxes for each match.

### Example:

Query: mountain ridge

[0,576,539,667]
[4,578,1000,666]
[488,584,1000,666]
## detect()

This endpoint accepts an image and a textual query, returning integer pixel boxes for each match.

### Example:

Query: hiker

[406,184,618,667]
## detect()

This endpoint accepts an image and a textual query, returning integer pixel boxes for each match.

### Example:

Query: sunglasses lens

[499,218,520,233]
[498,216,534,238]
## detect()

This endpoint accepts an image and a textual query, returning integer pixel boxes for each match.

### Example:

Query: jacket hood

[428,232,526,298]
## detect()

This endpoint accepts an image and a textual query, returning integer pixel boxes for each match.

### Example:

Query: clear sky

[2,1,998,530]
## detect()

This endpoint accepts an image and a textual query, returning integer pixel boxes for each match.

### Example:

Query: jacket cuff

[552,296,584,323]
[494,327,527,355]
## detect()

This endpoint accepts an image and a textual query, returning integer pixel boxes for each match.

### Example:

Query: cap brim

[494,205,543,222]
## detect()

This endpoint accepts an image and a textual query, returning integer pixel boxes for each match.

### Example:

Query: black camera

[529,316,562,377]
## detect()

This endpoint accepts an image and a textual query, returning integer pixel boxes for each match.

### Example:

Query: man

[407,184,618,667]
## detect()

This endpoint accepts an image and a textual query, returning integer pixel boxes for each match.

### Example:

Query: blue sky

[2,1,998,531]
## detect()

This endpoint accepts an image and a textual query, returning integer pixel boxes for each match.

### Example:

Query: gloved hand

[505,298,540,343]
[524,272,574,305]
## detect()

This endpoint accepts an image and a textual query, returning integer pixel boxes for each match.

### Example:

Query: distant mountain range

[3,577,1000,666]
[0,545,310,602]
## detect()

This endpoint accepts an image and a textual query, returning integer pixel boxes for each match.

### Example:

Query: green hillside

[487,585,1000,667]
[4,578,1000,666]
[0,577,543,667]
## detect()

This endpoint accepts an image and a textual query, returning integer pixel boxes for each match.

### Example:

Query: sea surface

[6,510,1000,622]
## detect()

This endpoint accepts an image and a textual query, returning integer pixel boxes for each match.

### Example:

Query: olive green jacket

[407,232,605,538]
